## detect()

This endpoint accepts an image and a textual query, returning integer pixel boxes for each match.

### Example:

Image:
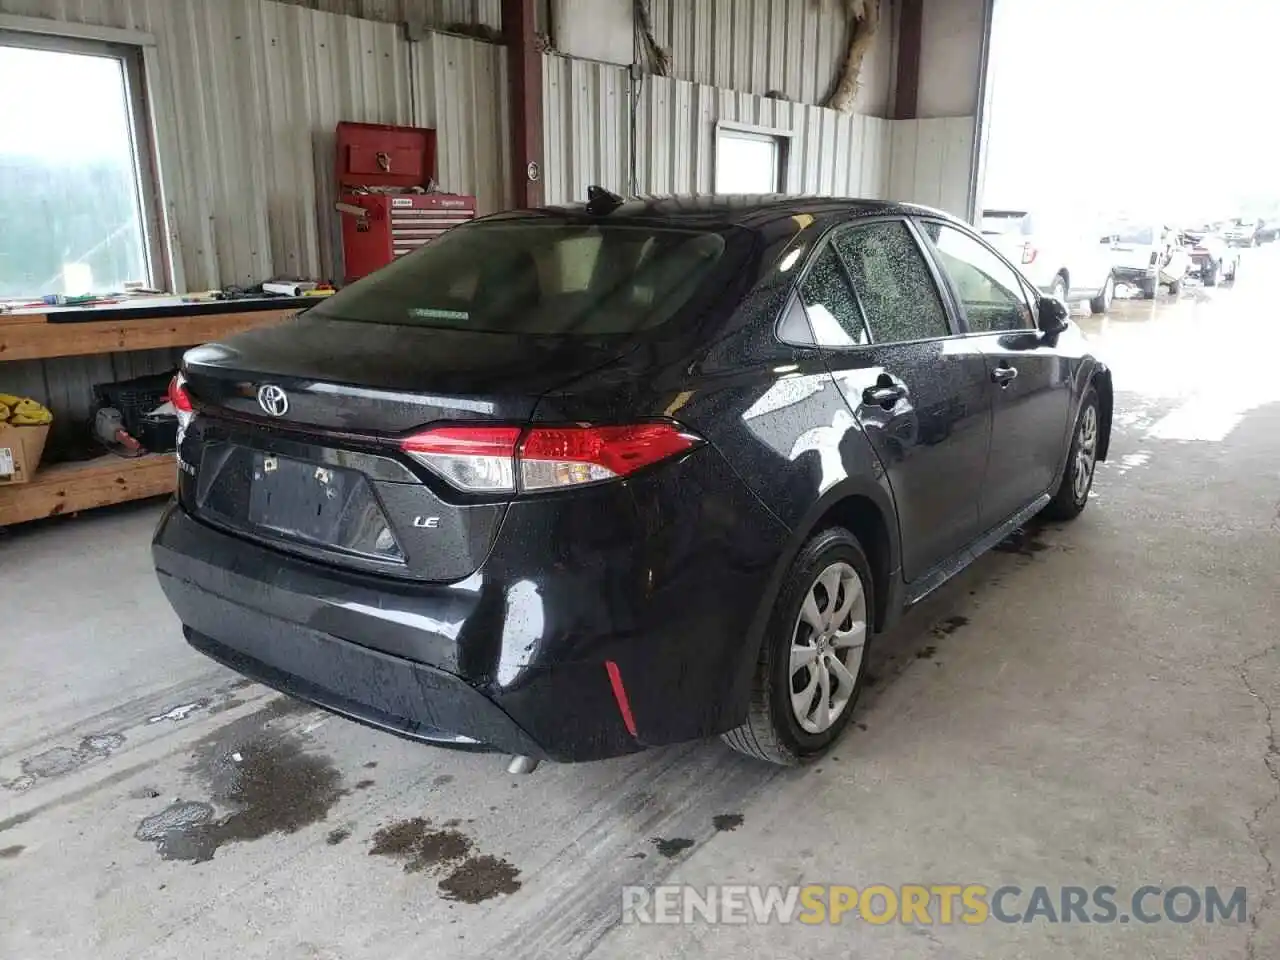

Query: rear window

[1116,226,1154,244]
[312,220,727,335]
[980,211,1032,236]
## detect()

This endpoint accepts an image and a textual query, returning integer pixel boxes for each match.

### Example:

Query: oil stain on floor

[6,732,127,790]
[369,817,522,903]
[995,526,1051,557]
[134,700,345,864]
[932,614,969,637]
[652,837,696,858]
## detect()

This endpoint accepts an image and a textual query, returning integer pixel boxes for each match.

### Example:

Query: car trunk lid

[181,314,627,432]
[179,316,642,582]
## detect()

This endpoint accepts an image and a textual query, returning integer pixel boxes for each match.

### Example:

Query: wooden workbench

[0,298,301,525]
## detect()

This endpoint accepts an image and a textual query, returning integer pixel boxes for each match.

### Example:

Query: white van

[980,208,1117,313]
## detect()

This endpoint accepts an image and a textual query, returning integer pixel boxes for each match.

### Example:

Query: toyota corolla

[153,192,1111,768]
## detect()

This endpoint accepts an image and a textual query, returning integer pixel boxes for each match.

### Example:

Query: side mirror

[1037,296,1069,336]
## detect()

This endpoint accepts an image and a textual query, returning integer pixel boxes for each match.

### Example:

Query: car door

[918,219,1073,531]
[798,218,992,582]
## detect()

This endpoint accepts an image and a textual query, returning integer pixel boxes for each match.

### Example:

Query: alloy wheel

[789,562,867,734]
[1073,404,1099,502]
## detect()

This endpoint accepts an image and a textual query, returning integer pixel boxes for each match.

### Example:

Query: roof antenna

[586,185,625,216]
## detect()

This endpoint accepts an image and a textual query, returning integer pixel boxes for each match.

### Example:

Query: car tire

[723,527,873,766]
[1042,386,1100,522]
[1168,277,1182,297]
[1050,275,1068,303]
[1204,261,1219,287]
[1226,259,1238,282]
[1139,282,1155,299]
[1089,275,1115,314]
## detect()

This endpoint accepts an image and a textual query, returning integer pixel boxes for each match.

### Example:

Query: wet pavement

[2,250,1279,959]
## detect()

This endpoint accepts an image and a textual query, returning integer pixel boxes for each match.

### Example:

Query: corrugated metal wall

[644,0,895,115]
[410,31,513,214]
[885,116,975,219]
[270,0,504,31]
[542,53,890,206]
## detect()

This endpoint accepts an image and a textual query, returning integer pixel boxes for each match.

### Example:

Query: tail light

[401,426,521,492]
[1021,242,1037,264]
[168,373,195,432]
[168,374,193,414]
[519,424,701,491]
[399,421,701,494]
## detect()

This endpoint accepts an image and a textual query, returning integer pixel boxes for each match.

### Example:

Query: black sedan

[153,193,1112,767]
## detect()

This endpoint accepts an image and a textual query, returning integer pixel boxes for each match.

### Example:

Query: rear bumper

[152,445,790,761]
[1112,265,1157,284]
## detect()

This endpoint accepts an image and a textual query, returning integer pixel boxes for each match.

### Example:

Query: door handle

[862,383,907,409]
[991,364,1018,386]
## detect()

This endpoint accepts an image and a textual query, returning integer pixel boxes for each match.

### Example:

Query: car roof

[488,194,966,233]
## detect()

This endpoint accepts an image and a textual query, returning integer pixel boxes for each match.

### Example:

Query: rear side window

[311,221,726,335]
[798,245,868,347]
[832,221,951,344]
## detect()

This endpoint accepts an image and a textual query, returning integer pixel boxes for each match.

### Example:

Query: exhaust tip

[506,755,541,775]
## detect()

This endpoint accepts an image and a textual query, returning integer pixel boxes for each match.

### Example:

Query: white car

[980,209,1117,313]
[1106,224,1191,299]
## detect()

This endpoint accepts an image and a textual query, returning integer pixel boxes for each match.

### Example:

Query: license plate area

[197,445,404,562]
[250,454,355,541]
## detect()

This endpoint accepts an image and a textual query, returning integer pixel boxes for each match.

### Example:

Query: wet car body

[153,196,1112,763]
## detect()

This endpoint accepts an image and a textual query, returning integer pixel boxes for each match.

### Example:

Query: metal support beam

[502,0,544,208]
[893,0,923,120]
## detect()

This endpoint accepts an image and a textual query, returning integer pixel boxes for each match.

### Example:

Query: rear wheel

[1043,387,1100,521]
[1089,275,1115,314]
[723,527,872,765]
[1168,277,1182,297]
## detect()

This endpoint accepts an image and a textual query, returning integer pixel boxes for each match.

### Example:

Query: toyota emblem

[257,384,289,417]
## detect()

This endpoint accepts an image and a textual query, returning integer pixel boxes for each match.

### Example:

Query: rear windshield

[980,211,1032,236]
[312,220,727,335]
[1116,226,1154,244]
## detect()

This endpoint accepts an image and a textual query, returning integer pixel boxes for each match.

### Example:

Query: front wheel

[1168,277,1183,297]
[1089,275,1115,314]
[723,527,873,765]
[1050,275,1069,303]
[1042,387,1100,521]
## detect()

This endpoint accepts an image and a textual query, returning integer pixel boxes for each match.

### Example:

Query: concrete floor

[2,252,1279,960]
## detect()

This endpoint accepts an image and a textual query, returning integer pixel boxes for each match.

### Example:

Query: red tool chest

[335,121,476,283]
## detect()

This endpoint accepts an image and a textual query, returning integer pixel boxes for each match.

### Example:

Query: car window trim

[784,215,962,352]
[914,216,1039,336]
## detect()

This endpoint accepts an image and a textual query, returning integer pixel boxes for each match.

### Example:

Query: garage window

[715,126,786,194]
[0,31,161,298]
